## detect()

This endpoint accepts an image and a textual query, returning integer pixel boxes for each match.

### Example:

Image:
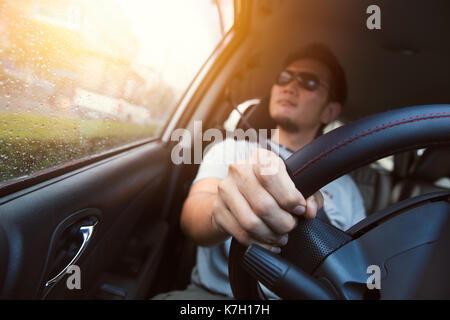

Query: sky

[113,0,224,92]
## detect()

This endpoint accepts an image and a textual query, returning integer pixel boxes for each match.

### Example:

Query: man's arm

[180,178,229,247]
[181,149,324,251]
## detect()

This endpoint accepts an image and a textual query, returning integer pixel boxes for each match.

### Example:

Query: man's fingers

[217,178,288,246]
[211,195,251,245]
[249,149,307,215]
[304,191,324,219]
[314,191,324,210]
[228,159,298,236]
[252,241,284,254]
[214,149,325,247]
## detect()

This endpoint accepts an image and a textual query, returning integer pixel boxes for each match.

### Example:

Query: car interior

[0,0,449,300]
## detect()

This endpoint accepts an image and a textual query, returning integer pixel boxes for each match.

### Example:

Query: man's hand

[210,148,323,252]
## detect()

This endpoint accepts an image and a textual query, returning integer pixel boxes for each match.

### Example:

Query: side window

[0,0,232,185]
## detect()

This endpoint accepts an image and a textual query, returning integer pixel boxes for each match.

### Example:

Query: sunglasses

[276,70,329,92]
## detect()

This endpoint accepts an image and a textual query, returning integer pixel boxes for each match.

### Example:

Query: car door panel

[0,141,171,299]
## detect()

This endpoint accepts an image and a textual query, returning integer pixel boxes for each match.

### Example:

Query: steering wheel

[229,104,450,299]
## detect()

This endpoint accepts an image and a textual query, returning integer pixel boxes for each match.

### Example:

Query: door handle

[43,220,97,295]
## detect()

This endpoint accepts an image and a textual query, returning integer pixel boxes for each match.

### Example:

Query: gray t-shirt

[190,138,366,297]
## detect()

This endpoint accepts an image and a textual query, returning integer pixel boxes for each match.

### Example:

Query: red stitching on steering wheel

[292,112,450,177]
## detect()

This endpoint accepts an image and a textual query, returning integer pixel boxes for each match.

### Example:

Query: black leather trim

[285,105,450,198]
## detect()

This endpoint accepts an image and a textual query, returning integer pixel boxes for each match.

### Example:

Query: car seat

[393,147,450,202]
[349,164,392,216]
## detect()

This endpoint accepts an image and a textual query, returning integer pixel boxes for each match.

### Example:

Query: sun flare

[113,0,224,91]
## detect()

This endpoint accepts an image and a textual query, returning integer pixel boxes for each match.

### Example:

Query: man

[155,44,366,299]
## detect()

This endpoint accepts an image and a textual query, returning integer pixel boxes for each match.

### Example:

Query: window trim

[161,0,251,144]
[0,136,159,198]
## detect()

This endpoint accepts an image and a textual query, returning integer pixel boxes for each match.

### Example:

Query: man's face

[269,58,335,133]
